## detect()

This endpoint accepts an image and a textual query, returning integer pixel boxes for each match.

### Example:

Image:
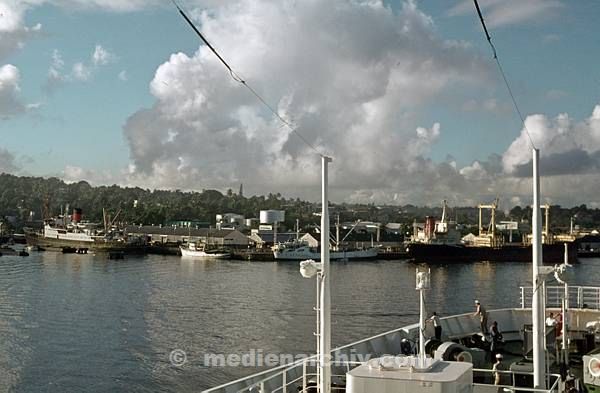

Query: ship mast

[319,155,332,393]
[532,148,546,389]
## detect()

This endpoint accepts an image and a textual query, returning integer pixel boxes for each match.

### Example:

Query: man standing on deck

[493,353,505,392]
[428,312,442,340]
[489,321,503,361]
[474,300,488,334]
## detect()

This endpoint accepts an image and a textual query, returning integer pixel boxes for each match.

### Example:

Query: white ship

[25,208,146,252]
[43,222,100,243]
[180,243,230,259]
[272,241,378,261]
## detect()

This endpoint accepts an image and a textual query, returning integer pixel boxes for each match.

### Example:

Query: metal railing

[212,358,357,393]
[203,305,600,392]
[473,368,560,393]
[520,285,600,310]
[205,360,563,393]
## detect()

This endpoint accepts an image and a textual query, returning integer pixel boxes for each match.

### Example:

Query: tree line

[0,173,598,235]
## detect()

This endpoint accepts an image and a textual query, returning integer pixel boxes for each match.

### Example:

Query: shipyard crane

[477,197,500,247]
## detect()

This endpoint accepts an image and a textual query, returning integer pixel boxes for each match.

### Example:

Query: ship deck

[203,286,600,393]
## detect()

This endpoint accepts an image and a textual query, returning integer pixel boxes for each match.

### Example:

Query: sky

[0,0,599,209]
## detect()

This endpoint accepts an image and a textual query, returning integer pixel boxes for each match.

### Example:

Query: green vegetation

[0,173,598,235]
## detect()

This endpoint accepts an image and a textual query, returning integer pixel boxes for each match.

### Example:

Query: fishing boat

[272,240,378,261]
[180,242,230,259]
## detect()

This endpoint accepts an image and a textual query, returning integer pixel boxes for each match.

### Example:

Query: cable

[472,0,536,150]
[170,0,324,157]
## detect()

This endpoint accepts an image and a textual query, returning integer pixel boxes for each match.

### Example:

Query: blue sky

[1,0,599,207]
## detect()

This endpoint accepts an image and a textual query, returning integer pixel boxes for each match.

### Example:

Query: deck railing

[203,358,562,393]
[520,285,600,310]
[203,305,600,393]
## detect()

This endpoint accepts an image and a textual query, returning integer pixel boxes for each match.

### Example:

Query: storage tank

[260,210,285,244]
[72,208,83,223]
[260,210,285,224]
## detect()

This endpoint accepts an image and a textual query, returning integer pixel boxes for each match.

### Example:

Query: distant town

[1,173,600,246]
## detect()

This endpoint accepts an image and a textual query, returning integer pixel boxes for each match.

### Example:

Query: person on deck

[490,321,503,360]
[546,312,557,327]
[555,312,563,337]
[493,353,505,392]
[474,300,488,334]
[428,312,442,340]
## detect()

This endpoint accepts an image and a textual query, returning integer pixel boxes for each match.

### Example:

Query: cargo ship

[25,208,146,253]
[406,242,577,263]
[406,200,578,263]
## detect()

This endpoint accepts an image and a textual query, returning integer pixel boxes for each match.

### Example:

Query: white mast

[532,148,546,389]
[319,155,332,393]
[563,243,569,365]
[416,268,430,367]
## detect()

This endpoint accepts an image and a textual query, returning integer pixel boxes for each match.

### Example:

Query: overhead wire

[170,0,324,157]
[472,0,536,150]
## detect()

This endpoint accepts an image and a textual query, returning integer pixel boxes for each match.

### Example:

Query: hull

[274,247,378,261]
[406,242,578,263]
[180,246,230,259]
[25,232,146,253]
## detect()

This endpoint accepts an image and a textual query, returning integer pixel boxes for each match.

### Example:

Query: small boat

[180,243,230,259]
[272,240,378,261]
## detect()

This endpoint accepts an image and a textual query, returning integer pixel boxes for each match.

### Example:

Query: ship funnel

[72,208,83,223]
[424,216,435,240]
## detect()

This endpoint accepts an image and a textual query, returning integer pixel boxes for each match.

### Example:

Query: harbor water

[0,252,598,392]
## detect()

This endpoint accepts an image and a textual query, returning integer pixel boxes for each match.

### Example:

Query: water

[0,252,598,392]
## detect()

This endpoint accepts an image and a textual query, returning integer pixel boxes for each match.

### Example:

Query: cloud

[448,0,563,28]
[0,64,26,118]
[118,70,127,81]
[502,105,600,175]
[0,2,42,62]
[447,104,600,207]
[0,147,19,173]
[44,45,116,91]
[120,0,490,204]
[92,44,115,66]
[71,62,91,81]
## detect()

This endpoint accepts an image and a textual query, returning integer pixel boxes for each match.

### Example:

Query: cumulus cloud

[446,104,600,207]
[447,0,563,28]
[0,64,26,118]
[122,0,490,204]
[502,105,600,175]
